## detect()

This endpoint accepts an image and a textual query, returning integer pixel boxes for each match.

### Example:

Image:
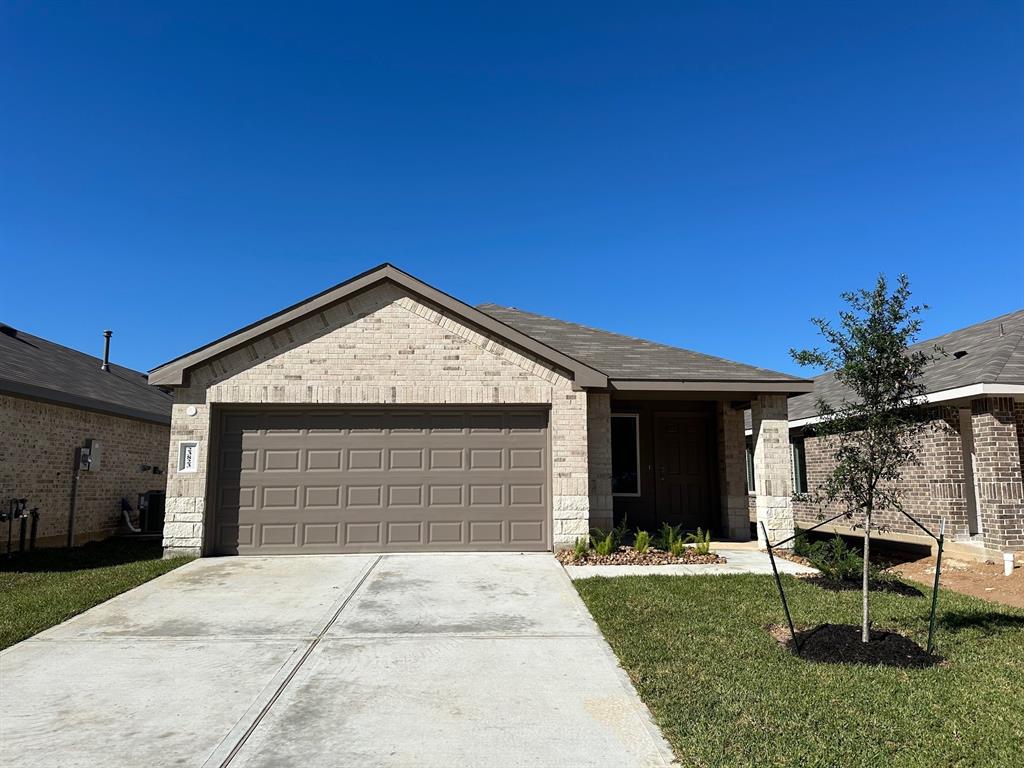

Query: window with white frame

[611,414,640,496]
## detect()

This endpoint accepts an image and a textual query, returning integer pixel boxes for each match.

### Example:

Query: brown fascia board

[608,379,814,394]
[148,264,608,388]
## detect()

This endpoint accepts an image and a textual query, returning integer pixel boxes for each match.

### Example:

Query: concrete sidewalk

[0,554,676,768]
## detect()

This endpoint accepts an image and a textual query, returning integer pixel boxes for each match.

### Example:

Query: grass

[0,537,192,649]
[575,574,1024,768]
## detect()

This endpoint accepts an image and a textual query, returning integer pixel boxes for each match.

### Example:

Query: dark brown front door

[654,414,714,530]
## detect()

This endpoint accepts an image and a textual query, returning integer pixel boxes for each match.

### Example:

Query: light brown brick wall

[0,394,169,547]
[717,402,750,539]
[164,283,595,554]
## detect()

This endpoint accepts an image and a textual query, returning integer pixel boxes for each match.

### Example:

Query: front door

[654,414,714,530]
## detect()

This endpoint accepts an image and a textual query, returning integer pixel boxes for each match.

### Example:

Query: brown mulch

[556,546,726,566]
[769,623,943,668]
[773,550,814,568]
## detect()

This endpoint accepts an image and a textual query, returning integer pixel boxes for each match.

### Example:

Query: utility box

[81,438,102,472]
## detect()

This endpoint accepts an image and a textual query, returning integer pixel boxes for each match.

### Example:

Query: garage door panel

[213,408,548,554]
[306,450,342,471]
[345,522,381,545]
[429,449,464,470]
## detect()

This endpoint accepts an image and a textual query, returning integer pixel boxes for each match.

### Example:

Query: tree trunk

[862,506,871,643]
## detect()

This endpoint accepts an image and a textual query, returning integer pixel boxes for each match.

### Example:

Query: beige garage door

[212,408,549,554]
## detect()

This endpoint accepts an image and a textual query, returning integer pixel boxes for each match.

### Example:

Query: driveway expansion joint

[204,554,383,768]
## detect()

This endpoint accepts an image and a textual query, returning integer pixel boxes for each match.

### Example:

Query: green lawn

[575,574,1024,768]
[0,537,192,649]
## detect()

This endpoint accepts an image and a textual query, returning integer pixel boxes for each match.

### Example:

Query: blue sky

[2,2,1021,376]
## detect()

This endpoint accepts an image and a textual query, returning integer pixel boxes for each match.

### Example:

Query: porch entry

[611,402,718,533]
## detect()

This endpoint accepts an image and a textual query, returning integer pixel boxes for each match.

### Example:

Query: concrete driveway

[0,554,675,767]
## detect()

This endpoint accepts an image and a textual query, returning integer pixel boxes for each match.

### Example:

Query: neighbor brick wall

[163,282,595,555]
[792,408,966,540]
[792,403,1024,552]
[971,397,1024,551]
[0,394,169,547]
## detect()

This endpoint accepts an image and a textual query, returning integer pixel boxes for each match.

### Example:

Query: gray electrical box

[82,438,102,472]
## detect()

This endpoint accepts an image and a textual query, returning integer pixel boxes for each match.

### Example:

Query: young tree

[791,274,939,643]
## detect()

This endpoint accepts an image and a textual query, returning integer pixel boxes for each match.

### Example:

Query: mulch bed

[773,550,815,568]
[769,623,943,668]
[556,546,726,566]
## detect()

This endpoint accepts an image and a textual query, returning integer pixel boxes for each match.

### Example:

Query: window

[745,437,755,493]
[611,414,640,496]
[791,438,808,494]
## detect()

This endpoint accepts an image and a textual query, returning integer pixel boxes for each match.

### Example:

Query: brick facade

[586,392,613,533]
[0,394,169,547]
[163,283,597,555]
[750,394,795,549]
[717,402,750,539]
[971,397,1024,551]
[790,402,1024,553]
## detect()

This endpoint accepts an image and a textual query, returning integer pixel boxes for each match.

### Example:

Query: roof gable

[149,264,607,388]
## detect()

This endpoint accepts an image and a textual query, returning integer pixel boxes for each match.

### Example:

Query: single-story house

[745,309,1024,558]
[0,325,172,548]
[149,264,812,557]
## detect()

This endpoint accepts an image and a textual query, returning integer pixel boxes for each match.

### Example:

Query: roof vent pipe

[101,330,112,372]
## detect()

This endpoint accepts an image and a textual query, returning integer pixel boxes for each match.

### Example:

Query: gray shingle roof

[0,325,172,424]
[778,308,1024,424]
[476,304,806,383]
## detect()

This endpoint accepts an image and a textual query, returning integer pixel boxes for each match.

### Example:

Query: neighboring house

[149,264,812,557]
[0,325,172,548]
[745,309,1024,558]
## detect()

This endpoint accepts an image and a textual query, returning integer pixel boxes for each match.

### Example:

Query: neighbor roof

[477,304,808,386]
[768,308,1024,426]
[0,325,172,424]
[150,263,810,393]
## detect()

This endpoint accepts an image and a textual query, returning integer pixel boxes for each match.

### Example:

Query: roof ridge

[922,307,1024,348]
[991,322,1024,384]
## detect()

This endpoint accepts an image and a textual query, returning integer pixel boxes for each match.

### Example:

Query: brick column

[162,385,210,557]
[971,397,1024,552]
[586,392,614,533]
[751,393,795,549]
[717,402,752,540]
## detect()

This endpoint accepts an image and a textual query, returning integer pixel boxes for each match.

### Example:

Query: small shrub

[634,530,651,554]
[807,535,863,582]
[656,523,684,551]
[593,531,616,557]
[668,538,686,557]
[792,527,814,558]
[572,537,589,560]
[685,527,712,555]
